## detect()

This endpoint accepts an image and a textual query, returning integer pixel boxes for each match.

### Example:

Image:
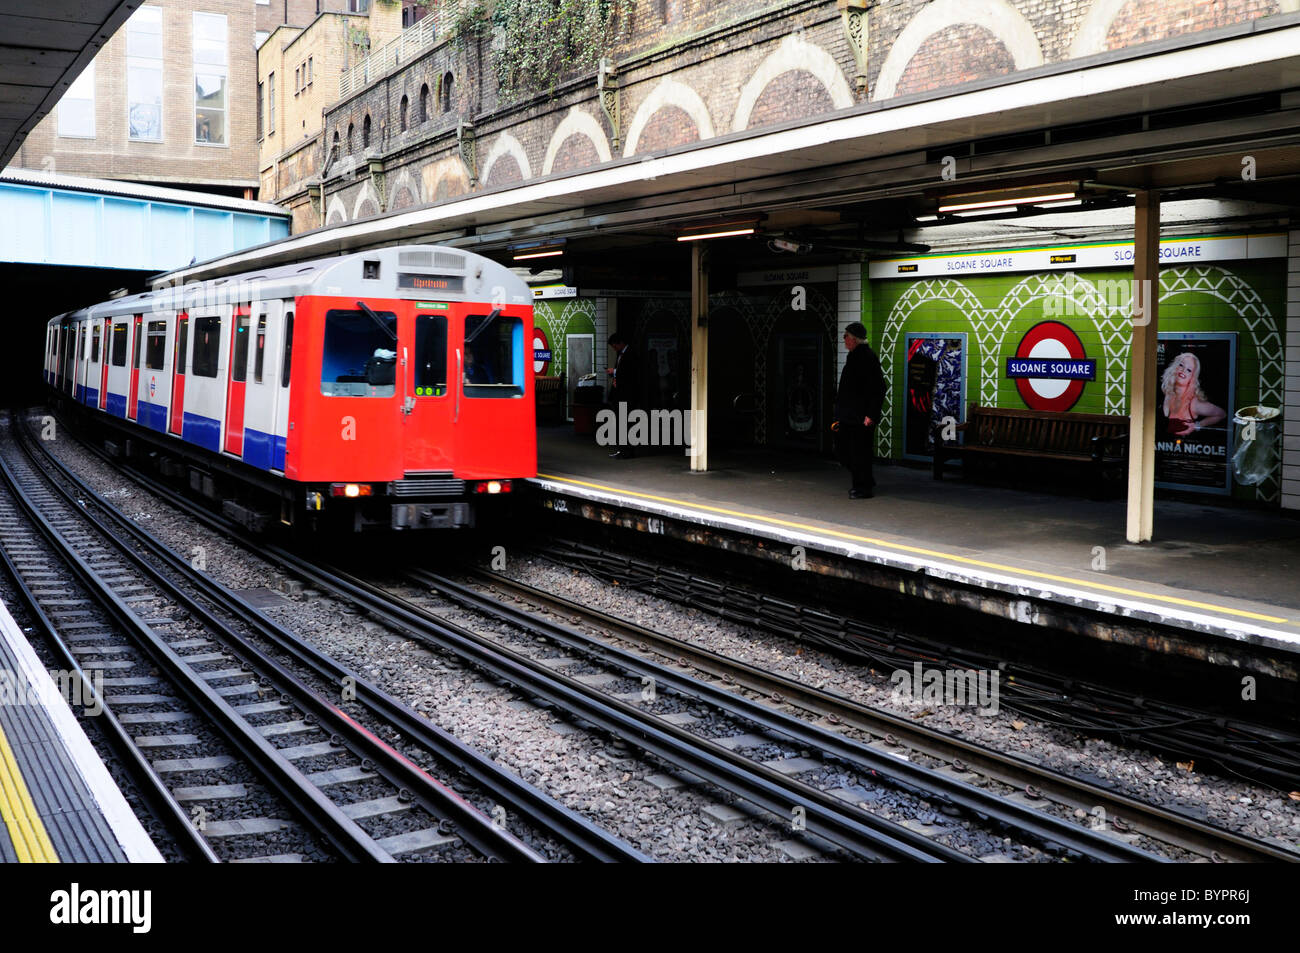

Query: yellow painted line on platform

[538,473,1291,626]
[0,721,59,863]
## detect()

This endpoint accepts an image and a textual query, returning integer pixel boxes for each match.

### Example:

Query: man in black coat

[834,322,886,498]
[607,332,640,458]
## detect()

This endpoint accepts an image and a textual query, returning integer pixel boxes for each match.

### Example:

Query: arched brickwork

[480,132,532,187]
[1070,0,1291,57]
[746,72,836,128]
[733,34,853,131]
[873,0,1043,100]
[623,79,714,156]
[894,24,1017,96]
[541,108,612,175]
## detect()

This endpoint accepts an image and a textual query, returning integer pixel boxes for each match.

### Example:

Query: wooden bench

[933,404,1129,498]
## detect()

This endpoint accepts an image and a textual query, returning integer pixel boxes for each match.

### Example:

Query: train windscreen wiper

[356,300,397,343]
[463,308,502,347]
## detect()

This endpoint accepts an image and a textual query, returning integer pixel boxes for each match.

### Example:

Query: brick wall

[290,0,1292,227]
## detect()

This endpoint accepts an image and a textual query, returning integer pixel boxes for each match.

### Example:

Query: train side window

[111,322,129,367]
[146,321,167,369]
[463,313,525,398]
[191,315,221,378]
[254,314,267,383]
[91,326,101,363]
[414,315,447,396]
[176,317,189,375]
[232,311,250,383]
[320,308,397,397]
[133,319,143,368]
[280,311,293,387]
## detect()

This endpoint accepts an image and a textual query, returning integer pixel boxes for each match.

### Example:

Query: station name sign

[1005,358,1096,381]
[869,234,1287,279]
[398,273,464,292]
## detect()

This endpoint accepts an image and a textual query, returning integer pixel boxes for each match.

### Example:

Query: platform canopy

[0,1,139,168]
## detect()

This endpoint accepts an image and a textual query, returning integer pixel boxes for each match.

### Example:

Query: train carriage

[45,245,537,532]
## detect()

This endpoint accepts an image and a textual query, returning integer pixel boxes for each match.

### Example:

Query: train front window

[463,312,524,398]
[321,308,397,397]
[414,315,447,396]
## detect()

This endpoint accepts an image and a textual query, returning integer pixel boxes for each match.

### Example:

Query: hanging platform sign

[869,233,1286,279]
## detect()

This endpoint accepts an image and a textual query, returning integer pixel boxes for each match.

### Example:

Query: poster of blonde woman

[1154,334,1236,492]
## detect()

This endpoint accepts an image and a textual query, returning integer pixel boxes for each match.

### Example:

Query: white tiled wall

[836,261,862,378]
[1283,229,1300,510]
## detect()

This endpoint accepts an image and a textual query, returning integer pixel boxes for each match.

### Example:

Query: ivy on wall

[486,0,633,100]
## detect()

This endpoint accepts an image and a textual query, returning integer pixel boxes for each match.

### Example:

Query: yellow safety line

[0,720,60,863]
[538,473,1292,626]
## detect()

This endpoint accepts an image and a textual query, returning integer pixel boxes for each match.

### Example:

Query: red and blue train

[44,245,537,532]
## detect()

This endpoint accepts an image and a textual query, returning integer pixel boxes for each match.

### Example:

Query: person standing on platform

[607,332,640,459]
[834,322,886,498]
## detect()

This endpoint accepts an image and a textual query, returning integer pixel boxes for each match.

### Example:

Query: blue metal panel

[138,401,169,433]
[243,426,275,470]
[105,392,127,418]
[181,411,221,452]
[50,192,99,265]
[273,434,286,471]
[102,199,148,269]
[0,180,289,271]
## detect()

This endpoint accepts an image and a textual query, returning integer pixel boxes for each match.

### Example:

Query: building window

[399,95,408,132]
[441,72,453,112]
[257,81,264,141]
[57,62,95,138]
[362,114,371,149]
[348,0,370,12]
[193,12,228,144]
[254,30,270,49]
[294,66,300,95]
[307,56,313,86]
[347,122,354,153]
[127,6,163,141]
[330,130,340,167]
[268,72,276,135]
[419,83,429,123]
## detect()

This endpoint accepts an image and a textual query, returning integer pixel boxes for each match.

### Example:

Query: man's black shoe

[849,489,873,499]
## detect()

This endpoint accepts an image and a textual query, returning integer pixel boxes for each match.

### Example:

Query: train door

[169,313,188,435]
[453,304,535,477]
[128,314,142,420]
[73,325,84,401]
[237,301,280,469]
[223,305,251,456]
[62,323,75,395]
[91,321,105,408]
[140,317,169,432]
[106,318,130,417]
[402,304,455,471]
[181,306,230,452]
[274,305,293,473]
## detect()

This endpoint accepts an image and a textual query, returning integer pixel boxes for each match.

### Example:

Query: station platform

[532,427,1300,668]
[0,597,160,863]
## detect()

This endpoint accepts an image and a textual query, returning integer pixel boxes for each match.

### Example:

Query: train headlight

[330,483,372,498]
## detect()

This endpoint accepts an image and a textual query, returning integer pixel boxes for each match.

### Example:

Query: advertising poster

[1154,333,1236,493]
[903,333,966,459]
[775,334,822,450]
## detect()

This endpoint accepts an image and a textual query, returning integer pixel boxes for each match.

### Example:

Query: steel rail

[465,568,1299,864]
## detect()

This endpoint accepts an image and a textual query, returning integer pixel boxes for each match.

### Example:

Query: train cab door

[451,305,533,477]
[237,302,278,470]
[169,313,188,435]
[224,305,251,456]
[401,305,455,472]
[128,314,142,420]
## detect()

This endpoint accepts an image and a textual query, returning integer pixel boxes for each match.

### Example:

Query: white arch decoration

[480,132,533,185]
[872,0,1043,101]
[623,78,715,157]
[351,181,381,219]
[324,195,348,226]
[732,34,853,132]
[387,169,419,211]
[1069,0,1300,58]
[541,108,612,176]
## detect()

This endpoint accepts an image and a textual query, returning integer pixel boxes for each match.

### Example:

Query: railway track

[456,565,1300,865]
[1,414,550,863]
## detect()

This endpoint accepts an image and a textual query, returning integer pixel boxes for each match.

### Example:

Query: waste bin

[573,374,603,436]
[1231,405,1281,485]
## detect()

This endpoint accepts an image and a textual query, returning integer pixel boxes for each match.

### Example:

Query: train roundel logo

[1011,321,1089,412]
[149,375,156,398]
[533,328,551,377]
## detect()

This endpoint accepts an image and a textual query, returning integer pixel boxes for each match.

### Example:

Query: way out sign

[1006,321,1094,411]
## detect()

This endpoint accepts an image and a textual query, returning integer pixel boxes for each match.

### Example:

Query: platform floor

[535,427,1300,652]
[0,597,160,863]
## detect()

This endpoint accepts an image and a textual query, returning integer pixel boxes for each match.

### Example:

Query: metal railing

[340,14,440,99]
